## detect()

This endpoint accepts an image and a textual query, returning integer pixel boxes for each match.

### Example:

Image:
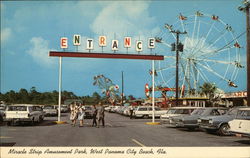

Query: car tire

[31,118,35,126]
[142,115,149,119]
[7,121,12,126]
[218,123,230,136]
[38,116,43,123]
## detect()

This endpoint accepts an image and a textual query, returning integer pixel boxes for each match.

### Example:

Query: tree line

[0,87,107,105]
[0,83,217,105]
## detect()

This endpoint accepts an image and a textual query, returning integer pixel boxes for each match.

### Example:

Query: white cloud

[90,1,159,54]
[27,37,56,67]
[91,1,154,34]
[1,28,12,43]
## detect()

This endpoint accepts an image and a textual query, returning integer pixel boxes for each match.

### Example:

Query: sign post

[152,60,155,123]
[58,56,62,122]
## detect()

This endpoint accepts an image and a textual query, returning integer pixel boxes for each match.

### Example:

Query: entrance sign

[73,35,81,46]
[136,40,143,52]
[61,35,157,51]
[54,33,164,124]
[60,37,68,49]
[148,38,155,49]
[86,39,94,50]
[99,36,107,47]
[124,37,131,48]
[112,40,119,51]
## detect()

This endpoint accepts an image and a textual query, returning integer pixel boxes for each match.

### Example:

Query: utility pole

[171,30,186,106]
[239,0,250,106]
[121,71,124,106]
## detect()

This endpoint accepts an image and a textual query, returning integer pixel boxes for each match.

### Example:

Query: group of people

[69,103,105,128]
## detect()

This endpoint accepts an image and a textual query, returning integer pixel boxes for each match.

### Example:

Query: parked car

[123,106,132,116]
[43,105,58,116]
[110,106,120,113]
[60,105,69,113]
[169,107,228,130]
[133,106,168,118]
[160,106,200,124]
[84,106,93,119]
[105,106,112,112]
[5,104,44,125]
[0,104,7,122]
[229,107,250,138]
[117,106,127,115]
[198,107,245,136]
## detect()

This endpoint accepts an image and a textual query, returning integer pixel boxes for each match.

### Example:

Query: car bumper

[169,121,184,127]
[45,112,57,116]
[5,118,32,122]
[199,124,218,130]
[160,118,170,124]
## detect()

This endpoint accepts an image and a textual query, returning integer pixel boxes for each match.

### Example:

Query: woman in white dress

[78,105,85,127]
[70,103,78,127]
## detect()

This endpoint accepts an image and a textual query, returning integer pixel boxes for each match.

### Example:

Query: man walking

[129,106,134,119]
[97,103,105,128]
[92,105,98,127]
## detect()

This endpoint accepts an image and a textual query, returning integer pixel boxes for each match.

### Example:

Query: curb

[53,121,67,124]
[145,122,160,125]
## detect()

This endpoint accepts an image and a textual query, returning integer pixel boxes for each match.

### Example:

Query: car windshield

[175,109,193,114]
[138,107,147,111]
[85,106,92,110]
[44,106,53,109]
[191,109,205,115]
[236,110,250,120]
[227,108,238,115]
[148,107,160,111]
[167,109,176,114]
[8,106,27,111]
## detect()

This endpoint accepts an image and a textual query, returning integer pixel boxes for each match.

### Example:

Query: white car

[160,106,200,124]
[60,105,69,113]
[229,107,250,138]
[123,106,132,116]
[133,106,168,118]
[5,104,44,125]
[43,105,58,116]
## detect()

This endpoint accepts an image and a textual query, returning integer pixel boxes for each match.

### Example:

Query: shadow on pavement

[235,140,250,145]
[178,128,202,132]
[0,142,16,146]
[1,120,68,127]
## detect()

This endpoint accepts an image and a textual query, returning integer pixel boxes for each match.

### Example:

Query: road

[0,112,250,147]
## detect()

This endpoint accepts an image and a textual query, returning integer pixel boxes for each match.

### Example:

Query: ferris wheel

[93,74,120,103]
[154,11,244,97]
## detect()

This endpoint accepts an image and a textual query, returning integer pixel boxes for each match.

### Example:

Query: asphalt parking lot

[0,112,250,147]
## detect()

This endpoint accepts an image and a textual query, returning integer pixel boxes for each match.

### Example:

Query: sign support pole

[152,60,155,123]
[58,56,62,122]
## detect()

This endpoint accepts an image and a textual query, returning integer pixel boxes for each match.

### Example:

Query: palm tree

[199,82,217,98]
[199,82,217,106]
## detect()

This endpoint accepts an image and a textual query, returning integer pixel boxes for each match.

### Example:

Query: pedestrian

[92,105,98,127]
[129,106,134,119]
[97,103,105,128]
[78,105,85,127]
[70,103,78,127]
[70,103,75,125]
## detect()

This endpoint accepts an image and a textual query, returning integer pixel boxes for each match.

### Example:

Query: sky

[0,0,247,98]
